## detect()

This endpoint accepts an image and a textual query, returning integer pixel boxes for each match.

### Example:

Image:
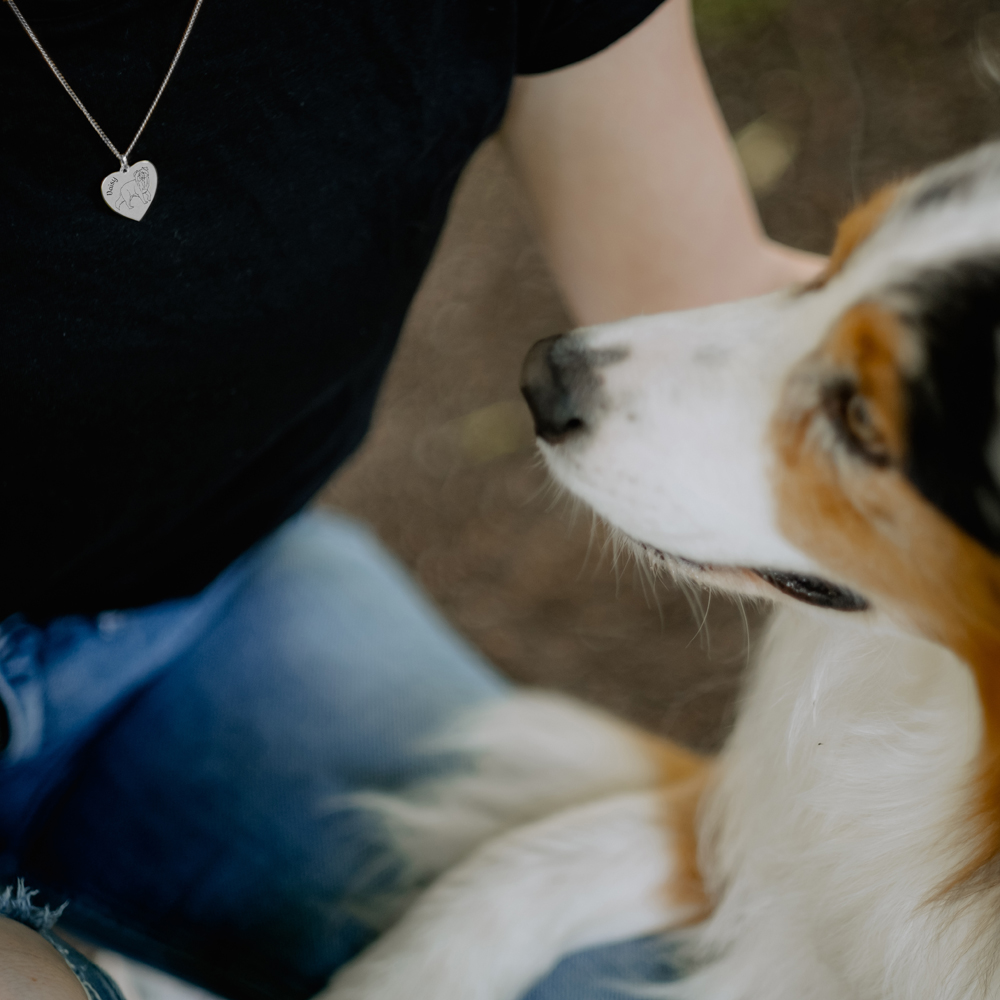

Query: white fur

[321,790,691,1000]
[322,692,686,1000]
[349,691,664,884]
[670,606,994,1000]
[541,292,826,573]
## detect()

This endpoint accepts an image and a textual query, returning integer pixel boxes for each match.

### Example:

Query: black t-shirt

[1,0,663,622]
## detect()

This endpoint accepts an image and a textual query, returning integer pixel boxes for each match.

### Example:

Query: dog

[322,140,1000,1000]
[115,163,153,214]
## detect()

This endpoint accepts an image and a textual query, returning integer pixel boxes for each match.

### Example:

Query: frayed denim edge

[0,881,126,1000]
[0,879,67,931]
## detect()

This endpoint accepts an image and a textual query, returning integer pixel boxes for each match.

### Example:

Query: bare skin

[501,0,824,324]
[1,2,822,996]
[0,917,86,1000]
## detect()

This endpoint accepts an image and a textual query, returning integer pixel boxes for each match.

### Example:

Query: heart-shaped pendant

[101,160,158,221]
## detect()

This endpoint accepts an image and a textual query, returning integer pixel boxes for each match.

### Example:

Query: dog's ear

[806,183,902,290]
[905,258,1000,556]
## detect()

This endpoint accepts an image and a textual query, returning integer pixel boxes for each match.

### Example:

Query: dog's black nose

[520,334,592,443]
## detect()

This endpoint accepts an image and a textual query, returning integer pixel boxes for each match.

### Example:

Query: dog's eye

[824,383,891,467]
[845,395,879,446]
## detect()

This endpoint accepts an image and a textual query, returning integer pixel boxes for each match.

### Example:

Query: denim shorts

[0,511,679,1000]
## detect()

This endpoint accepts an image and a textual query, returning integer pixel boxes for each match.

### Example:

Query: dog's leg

[353,691,702,884]
[322,776,707,1000]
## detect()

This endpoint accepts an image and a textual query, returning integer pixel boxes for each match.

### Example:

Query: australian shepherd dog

[324,141,1000,1000]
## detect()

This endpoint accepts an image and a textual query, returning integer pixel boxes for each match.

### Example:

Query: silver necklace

[4,0,205,221]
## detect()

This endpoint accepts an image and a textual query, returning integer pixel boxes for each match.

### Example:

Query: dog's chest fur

[677,605,999,1000]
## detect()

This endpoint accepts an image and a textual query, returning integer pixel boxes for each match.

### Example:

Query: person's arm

[0,916,86,1000]
[500,0,822,326]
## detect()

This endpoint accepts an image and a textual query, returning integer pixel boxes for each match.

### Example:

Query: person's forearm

[0,917,86,1000]
[501,0,823,325]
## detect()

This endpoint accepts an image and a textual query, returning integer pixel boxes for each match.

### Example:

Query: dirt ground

[321,0,1000,752]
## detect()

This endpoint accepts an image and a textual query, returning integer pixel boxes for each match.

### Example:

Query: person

[0,0,822,997]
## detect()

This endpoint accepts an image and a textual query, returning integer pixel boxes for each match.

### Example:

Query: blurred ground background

[321,0,1000,752]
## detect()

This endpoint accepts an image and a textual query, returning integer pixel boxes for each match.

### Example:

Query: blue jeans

[0,511,678,999]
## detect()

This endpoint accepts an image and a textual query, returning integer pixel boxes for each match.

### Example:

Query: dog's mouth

[750,569,869,612]
[638,544,870,612]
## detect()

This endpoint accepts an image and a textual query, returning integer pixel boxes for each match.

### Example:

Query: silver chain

[4,0,205,171]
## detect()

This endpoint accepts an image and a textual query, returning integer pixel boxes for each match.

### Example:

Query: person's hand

[0,916,87,1000]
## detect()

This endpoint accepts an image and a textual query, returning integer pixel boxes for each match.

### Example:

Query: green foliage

[692,0,791,41]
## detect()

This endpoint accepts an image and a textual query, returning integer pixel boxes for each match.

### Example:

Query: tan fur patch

[662,769,711,919]
[641,735,712,919]
[772,302,1000,884]
[806,184,902,290]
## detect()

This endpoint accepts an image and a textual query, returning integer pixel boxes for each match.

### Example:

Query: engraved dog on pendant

[115,163,153,214]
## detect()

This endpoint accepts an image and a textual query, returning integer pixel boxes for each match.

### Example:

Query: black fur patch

[903,257,1000,554]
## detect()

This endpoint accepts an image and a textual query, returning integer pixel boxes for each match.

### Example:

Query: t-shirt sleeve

[516,0,668,74]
